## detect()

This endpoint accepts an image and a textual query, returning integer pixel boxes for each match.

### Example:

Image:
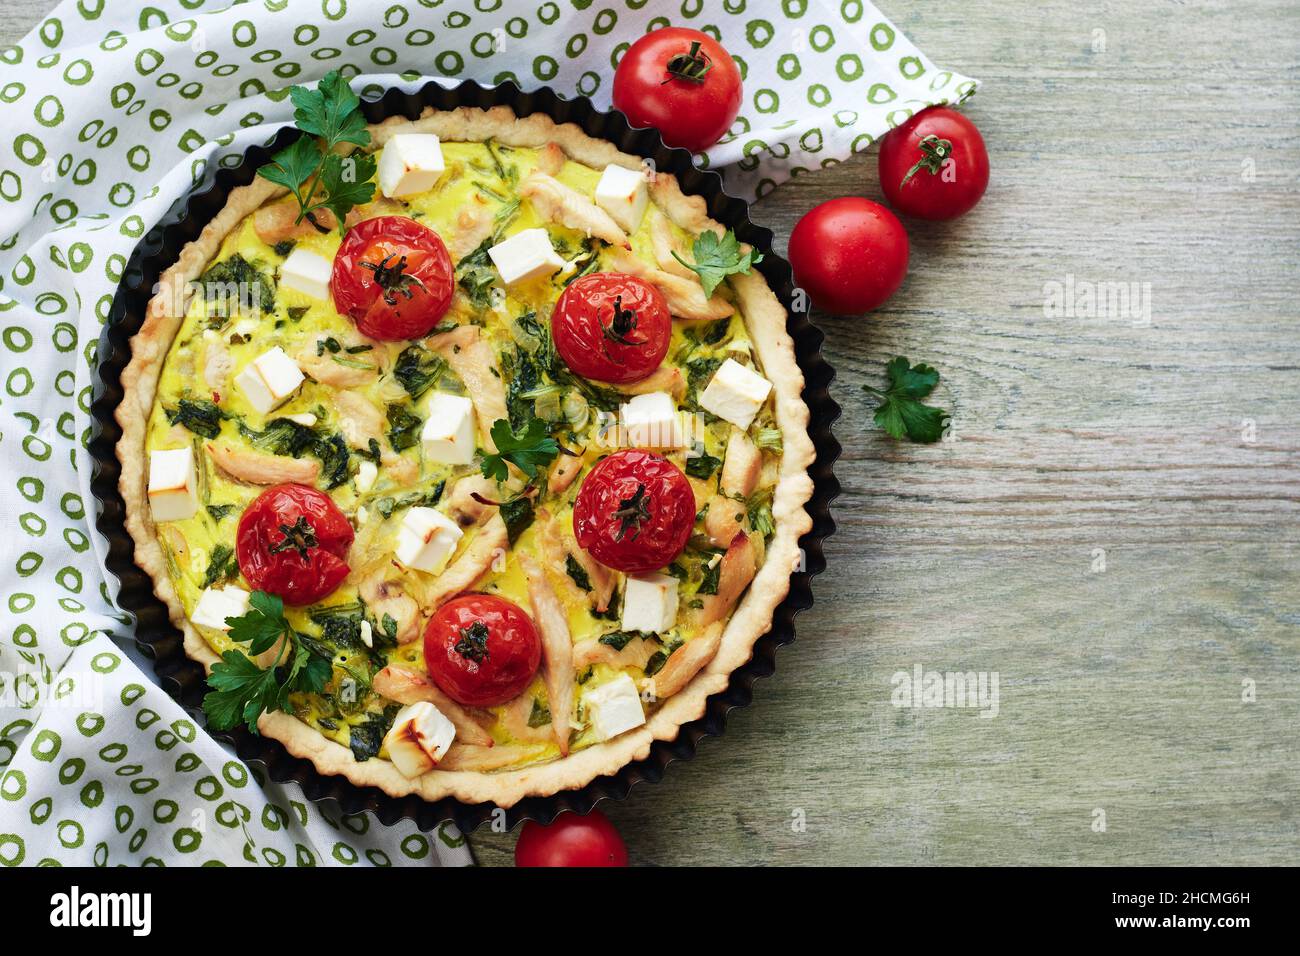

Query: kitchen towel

[0,0,975,866]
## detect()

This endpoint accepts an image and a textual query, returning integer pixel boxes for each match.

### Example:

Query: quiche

[117,98,814,807]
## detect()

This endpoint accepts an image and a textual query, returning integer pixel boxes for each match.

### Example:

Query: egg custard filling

[119,96,813,804]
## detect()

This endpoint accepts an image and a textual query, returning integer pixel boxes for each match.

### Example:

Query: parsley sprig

[257,70,376,235]
[863,357,950,443]
[478,417,560,482]
[202,591,333,734]
[673,229,763,297]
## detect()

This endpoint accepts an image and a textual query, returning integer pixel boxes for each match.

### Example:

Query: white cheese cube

[284,412,318,428]
[698,358,773,430]
[355,459,378,493]
[621,572,679,633]
[147,447,199,523]
[383,701,457,777]
[488,228,565,286]
[359,620,373,649]
[234,346,305,415]
[594,164,649,234]
[620,391,685,449]
[278,247,333,301]
[584,674,646,741]
[190,585,251,632]
[394,506,463,574]
[421,392,476,465]
[378,133,446,199]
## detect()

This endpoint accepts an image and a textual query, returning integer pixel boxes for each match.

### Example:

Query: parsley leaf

[202,590,335,734]
[257,70,375,235]
[863,356,949,443]
[673,229,762,298]
[478,417,559,482]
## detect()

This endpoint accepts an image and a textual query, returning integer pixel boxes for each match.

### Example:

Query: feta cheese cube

[383,701,457,777]
[698,358,772,430]
[359,620,373,649]
[190,585,251,632]
[394,506,463,574]
[278,247,333,301]
[356,459,378,493]
[284,412,318,428]
[620,391,685,449]
[593,163,649,234]
[234,346,305,415]
[621,572,679,634]
[488,228,565,286]
[584,674,646,741]
[421,392,476,465]
[377,133,446,199]
[147,447,199,522]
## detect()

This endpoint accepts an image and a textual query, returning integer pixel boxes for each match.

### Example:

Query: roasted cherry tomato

[878,106,989,221]
[236,483,353,606]
[788,197,909,315]
[552,273,671,384]
[515,809,628,867]
[572,450,694,574]
[612,27,742,154]
[330,215,454,340]
[424,594,541,708]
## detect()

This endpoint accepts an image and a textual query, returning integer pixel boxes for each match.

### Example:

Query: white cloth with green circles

[0,0,974,866]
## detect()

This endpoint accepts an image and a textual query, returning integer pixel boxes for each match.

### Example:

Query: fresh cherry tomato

[424,594,541,708]
[236,483,353,606]
[330,215,454,340]
[878,107,989,221]
[552,273,671,384]
[515,809,628,867]
[572,450,694,574]
[787,197,909,315]
[612,27,742,154]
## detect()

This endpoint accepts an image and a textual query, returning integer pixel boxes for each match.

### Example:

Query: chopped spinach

[685,453,721,480]
[348,705,399,763]
[598,631,641,652]
[272,239,296,257]
[746,488,775,537]
[644,651,668,677]
[386,403,423,452]
[164,398,227,440]
[315,433,350,490]
[565,554,591,592]
[200,254,275,313]
[238,417,319,458]
[201,544,238,588]
[206,504,237,522]
[500,495,535,545]
[393,344,447,400]
[526,698,551,728]
[372,481,445,520]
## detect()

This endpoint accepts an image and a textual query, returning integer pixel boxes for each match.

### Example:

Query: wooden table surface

[8,1,1296,866]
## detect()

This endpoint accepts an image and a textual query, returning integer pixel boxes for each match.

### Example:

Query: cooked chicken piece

[698,532,757,626]
[547,454,583,494]
[448,193,496,261]
[446,474,500,528]
[519,172,630,249]
[296,335,379,388]
[428,325,507,451]
[606,248,733,321]
[568,540,616,613]
[573,634,660,671]
[720,429,761,497]
[439,743,546,772]
[519,553,575,756]
[333,390,384,449]
[203,340,233,394]
[646,621,723,698]
[357,568,422,645]
[703,493,745,548]
[535,142,566,177]
[424,512,509,609]
[371,665,494,747]
[650,211,697,279]
[206,442,320,485]
[254,199,361,244]
[496,690,556,745]
[379,451,418,487]
[614,365,686,402]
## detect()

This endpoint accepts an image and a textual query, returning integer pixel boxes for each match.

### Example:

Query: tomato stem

[612,482,651,542]
[361,253,429,305]
[899,134,954,189]
[663,41,713,85]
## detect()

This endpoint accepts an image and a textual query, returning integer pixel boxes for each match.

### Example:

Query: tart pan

[88,79,841,832]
